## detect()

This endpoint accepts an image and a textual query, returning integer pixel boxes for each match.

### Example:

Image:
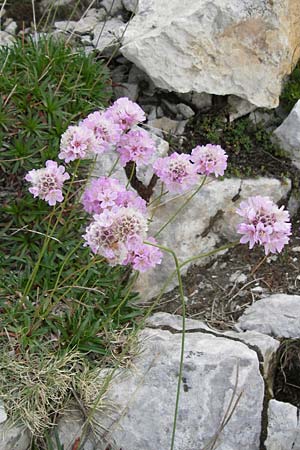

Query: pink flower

[125,236,163,272]
[81,177,147,215]
[115,190,147,214]
[106,97,146,131]
[81,111,122,153]
[190,144,228,177]
[117,128,156,166]
[25,160,70,206]
[236,196,291,254]
[59,125,98,163]
[83,207,148,265]
[153,152,199,193]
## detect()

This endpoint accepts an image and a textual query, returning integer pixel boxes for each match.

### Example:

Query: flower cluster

[81,111,122,154]
[59,125,97,163]
[153,152,199,193]
[83,207,162,270]
[25,160,70,206]
[25,94,292,274]
[153,145,228,194]
[236,196,291,254]
[191,144,228,177]
[117,128,156,167]
[81,176,146,215]
[106,97,146,131]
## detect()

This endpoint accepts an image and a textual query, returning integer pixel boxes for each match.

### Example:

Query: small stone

[228,95,256,121]
[292,246,300,252]
[113,82,139,101]
[249,110,277,128]
[288,192,300,216]
[229,271,247,285]
[54,20,77,32]
[80,34,92,45]
[0,422,30,450]
[92,18,124,54]
[251,286,264,293]
[273,100,300,169]
[176,103,195,119]
[265,400,300,450]
[0,30,14,47]
[122,0,140,13]
[147,117,187,136]
[111,64,129,83]
[4,19,17,35]
[86,8,107,21]
[73,16,99,34]
[100,0,124,16]
[0,402,7,424]
[238,294,300,338]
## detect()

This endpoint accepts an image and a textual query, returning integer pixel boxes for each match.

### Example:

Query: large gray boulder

[265,400,300,450]
[0,422,30,450]
[120,0,300,108]
[135,177,290,300]
[273,100,300,169]
[238,294,300,338]
[96,325,265,450]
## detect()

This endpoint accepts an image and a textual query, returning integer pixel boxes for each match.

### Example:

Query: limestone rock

[273,100,300,169]
[176,103,195,119]
[100,0,124,16]
[113,81,139,101]
[92,18,124,53]
[0,402,7,424]
[0,30,14,48]
[147,117,187,136]
[0,423,30,450]
[147,313,279,376]
[265,400,300,450]
[53,405,95,450]
[96,326,264,450]
[122,0,140,13]
[228,95,256,121]
[238,294,300,338]
[120,0,300,108]
[136,177,290,300]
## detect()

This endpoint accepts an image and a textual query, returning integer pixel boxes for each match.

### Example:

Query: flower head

[59,125,98,163]
[106,97,146,131]
[81,111,122,153]
[83,207,148,265]
[25,160,70,206]
[191,144,228,177]
[117,128,156,166]
[125,236,163,272]
[236,196,291,254]
[81,177,147,215]
[153,152,199,193]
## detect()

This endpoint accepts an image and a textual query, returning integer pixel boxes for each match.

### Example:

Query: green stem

[126,162,136,189]
[179,240,239,270]
[108,155,120,177]
[154,176,207,238]
[22,160,81,299]
[144,239,240,450]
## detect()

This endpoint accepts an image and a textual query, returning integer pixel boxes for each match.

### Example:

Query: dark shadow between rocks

[273,338,300,408]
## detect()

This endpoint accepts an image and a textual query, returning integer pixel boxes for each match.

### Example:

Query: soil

[3,0,300,411]
[155,212,300,331]
[5,0,92,31]
[273,339,300,407]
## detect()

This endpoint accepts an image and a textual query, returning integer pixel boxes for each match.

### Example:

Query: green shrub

[0,38,140,356]
[281,62,300,112]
